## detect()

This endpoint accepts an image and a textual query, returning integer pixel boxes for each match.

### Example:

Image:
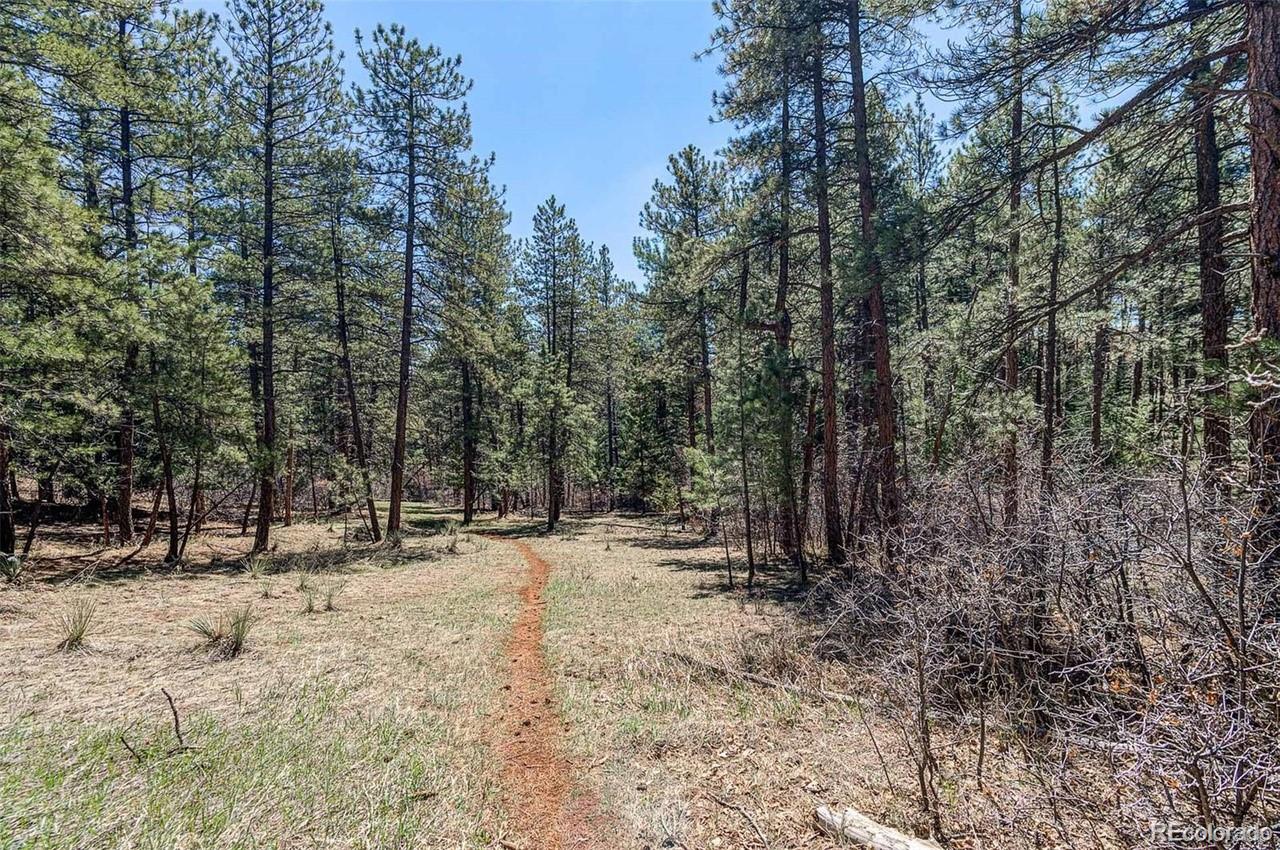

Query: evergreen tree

[225,0,343,552]
[353,22,471,534]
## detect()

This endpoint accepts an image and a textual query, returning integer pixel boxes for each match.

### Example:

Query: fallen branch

[119,734,143,764]
[814,806,942,850]
[161,688,197,754]
[116,689,199,765]
[709,794,771,848]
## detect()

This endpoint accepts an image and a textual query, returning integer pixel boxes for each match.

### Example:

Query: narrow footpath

[494,536,599,850]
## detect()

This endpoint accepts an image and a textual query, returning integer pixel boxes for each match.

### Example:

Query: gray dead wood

[814,806,942,850]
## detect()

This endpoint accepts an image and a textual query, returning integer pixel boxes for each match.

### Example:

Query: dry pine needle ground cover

[2,506,1096,849]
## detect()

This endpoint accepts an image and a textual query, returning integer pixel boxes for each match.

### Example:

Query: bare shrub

[724,621,813,684]
[817,442,1280,847]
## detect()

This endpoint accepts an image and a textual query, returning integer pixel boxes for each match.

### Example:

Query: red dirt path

[493,536,601,850]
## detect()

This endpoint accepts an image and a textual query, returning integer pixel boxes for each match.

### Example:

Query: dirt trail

[493,536,598,850]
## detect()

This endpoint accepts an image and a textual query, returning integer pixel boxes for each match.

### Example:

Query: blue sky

[316,0,733,284]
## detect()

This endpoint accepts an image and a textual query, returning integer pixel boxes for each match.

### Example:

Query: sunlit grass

[0,680,501,849]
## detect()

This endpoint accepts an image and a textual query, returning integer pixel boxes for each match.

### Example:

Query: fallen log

[814,807,942,850]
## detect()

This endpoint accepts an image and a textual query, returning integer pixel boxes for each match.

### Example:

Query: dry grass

[528,517,851,850]
[2,505,1093,849]
[186,603,255,659]
[531,515,1098,850]
[55,597,98,652]
[0,505,518,849]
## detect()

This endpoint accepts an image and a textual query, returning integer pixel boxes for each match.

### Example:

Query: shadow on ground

[26,527,436,587]
[652,551,811,605]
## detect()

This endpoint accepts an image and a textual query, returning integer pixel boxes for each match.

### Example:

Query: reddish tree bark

[1246,0,1280,585]
[847,0,900,532]
[1191,0,1232,471]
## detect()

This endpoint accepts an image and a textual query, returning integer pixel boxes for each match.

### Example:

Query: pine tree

[313,143,384,539]
[225,0,343,553]
[353,22,471,534]
[712,0,807,570]
[1245,0,1280,588]
[518,197,580,531]
[0,55,96,554]
[435,172,510,524]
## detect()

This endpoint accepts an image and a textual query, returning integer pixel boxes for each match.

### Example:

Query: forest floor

[1,506,1049,850]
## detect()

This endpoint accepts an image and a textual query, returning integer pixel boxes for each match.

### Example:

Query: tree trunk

[179,445,202,559]
[605,381,617,510]
[548,424,562,531]
[388,134,416,534]
[848,0,900,533]
[333,219,381,541]
[1042,105,1064,491]
[283,441,295,527]
[811,40,845,567]
[815,806,943,850]
[116,375,137,541]
[140,487,161,547]
[699,287,715,455]
[253,75,277,554]
[799,388,818,583]
[1091,243,1109,454]
[774,59,803,570]
[1002,0,1024,529]
[0,427,14,555]
[98,487,110,543]
[242,480,256,536]
[1132,311,1146,405]
[462,360,476,525]
[1191,0,1231,472]
[686,380,697,454]
[738,255,757,588]
[149,353,180,565]
[1246,0,1280,586]
[115,25,138,542]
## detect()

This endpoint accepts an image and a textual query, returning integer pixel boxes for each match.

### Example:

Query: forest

[2,0,1280,848]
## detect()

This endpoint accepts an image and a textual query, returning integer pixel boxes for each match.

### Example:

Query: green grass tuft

[187,605,254,660]
[1,552,24,584]
[57,598,97,651]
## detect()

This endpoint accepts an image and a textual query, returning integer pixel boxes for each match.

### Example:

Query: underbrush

[795,450,1280,847]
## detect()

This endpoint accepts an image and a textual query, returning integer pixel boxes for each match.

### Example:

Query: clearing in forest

[2,507,1103,849]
